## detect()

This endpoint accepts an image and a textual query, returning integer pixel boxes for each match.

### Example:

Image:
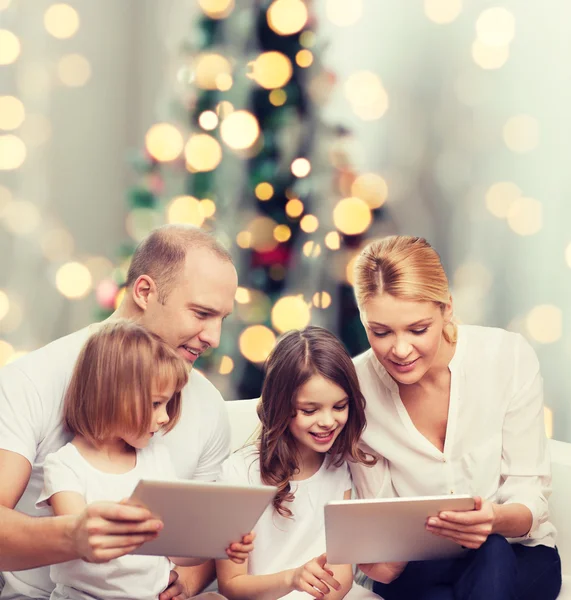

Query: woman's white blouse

[351,324,555,548]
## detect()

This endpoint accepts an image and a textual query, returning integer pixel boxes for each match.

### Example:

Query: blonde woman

[350,235,561,600]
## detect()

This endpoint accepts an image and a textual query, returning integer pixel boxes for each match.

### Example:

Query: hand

[159,570,187,600]
[288,553,340,598]
[425,496,496,549]
[71,501,163,563]
[225,531,255,564]
[358,561,407,584]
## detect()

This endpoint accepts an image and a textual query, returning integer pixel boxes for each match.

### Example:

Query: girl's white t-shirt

[218,447,376,600]
[36,442,177,600]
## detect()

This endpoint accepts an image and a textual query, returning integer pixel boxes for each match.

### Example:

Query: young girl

[215,326,379,600]
[37,320,243,600]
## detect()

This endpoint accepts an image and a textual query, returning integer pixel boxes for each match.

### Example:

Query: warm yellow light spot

[115,287,126,310]
[216,73,233,91]
[544,406,553,439]
[0,340,15,367]
[346,254,358,285]
[248,52,293,90]
[286,198,304,218]
[334,197,372,235]
[198,110,219,131]
[526,305,562,344]
[249,216,279,252]
[201,198,216,218]
[255,182,274,201]
[3,200,40,234]
[57,54,91,87]
[291,157,311,177]
[184,134,222,171]
[325,231,341,250]
[194,53,232,90]
[220,110,260,150]
[424,0,462,24]
[476,7,515,46]
[351,173,388,209]
[303,241,321,257]
[0,135,26,170]
[313,291,332,309]
[0,97,25,131]
[300,31,315,47]
[345,71,389,120]
[326,0,362,26]
[272,296,311,333]
[485,182,521,219]
[269,89,287,106]
[198,0,235,19]
[44,4,79,39]
[0,290,9,322]
[274,224,291,242]
[237,231,252,248]
[0,30,20,65]
[145,123,184,162]
[167,195,205,227]
[471,40,509,70]
[56,262,92,299]
[235,287,251,304]
[296,50,313,68]
[506,196,542,236]
[41,228,74,261]
[219,355,234,375]
[239,325,276,363]
[267,0,308,36]
[300,214,318,233]
[216,101,234,118]
[503,115,539,153]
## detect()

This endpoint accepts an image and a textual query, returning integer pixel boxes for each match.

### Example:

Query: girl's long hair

[257,326,375,517]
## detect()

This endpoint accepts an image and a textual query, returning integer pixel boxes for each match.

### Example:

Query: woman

[350,235,561,600]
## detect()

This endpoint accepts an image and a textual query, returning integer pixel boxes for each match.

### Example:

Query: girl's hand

[225,531,255,564]
[288,553,341,598]
[158,570,186,600]
[358,561,407,584]
[425,496,496,549]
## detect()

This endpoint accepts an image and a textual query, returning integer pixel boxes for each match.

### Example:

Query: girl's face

[360,292,452,386]
[122,380,175,449]
[288,374,350,458]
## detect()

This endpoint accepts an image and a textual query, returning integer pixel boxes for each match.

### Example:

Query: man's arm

[0,449,164,571]
[175,561,217,597]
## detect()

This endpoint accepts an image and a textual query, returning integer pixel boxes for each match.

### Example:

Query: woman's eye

[411,327,428,335]
[372,331,389,338]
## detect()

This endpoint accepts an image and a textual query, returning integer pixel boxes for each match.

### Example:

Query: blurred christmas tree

[95,0,390,399]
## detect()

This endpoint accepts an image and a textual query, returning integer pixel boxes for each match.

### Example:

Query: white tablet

[325,494,475,565]
[129,479,276,558]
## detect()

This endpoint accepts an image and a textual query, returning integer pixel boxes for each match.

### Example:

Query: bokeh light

[248,216,279,252]
[220,110,260,150]
[485,182,521,219]
[503,114,539,153]
[194,54,232,90]
[269,89,287,106]
[145,123,184,162]
[285,198,304,218]
[239,325,276,363]
[184,134,222,171]
[506,196,542,236]
[0,96,25,131]
[249,52,293,89]
[476,7,515,47]
[219,355,234,375]
[255,182,274,201]
[325,231,341,250]
[313,291,332,309]
[526,305,562,344]
[236,231,252,249]
[326,0,362,27]
[198,0,235,19]
[345,71,389,120]
[0,340,15,367]
[303,241,321,257]
[0,290,9,321]
[267,0,308,36]
[351,173,388,209]
[273,224,291,242]
[0,135,26,170]
[424,0,462,24]
[300,214,318,233]
[0,30,20,65]
[235,287,251,304]
[296,50,313,68]
[56,262,93,299]
[198,110,219,131]
[272,295,311,333]
[3,200,41,235]
[471,40,509,70]
[201,198,216,218]
[291,158,311,177]
[334,197,372,235]
[57,54,91,87]
[44,4,80,39]
[167,195,205,227]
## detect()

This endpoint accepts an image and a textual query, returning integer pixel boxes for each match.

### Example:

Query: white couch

[226,398,571,598]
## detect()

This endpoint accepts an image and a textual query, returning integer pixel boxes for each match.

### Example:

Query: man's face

[139,248,238,365]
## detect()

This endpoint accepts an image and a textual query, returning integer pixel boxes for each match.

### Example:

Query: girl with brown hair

[216,326,379,600]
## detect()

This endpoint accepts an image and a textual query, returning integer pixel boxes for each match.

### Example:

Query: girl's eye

[334,404,348,411]
[411,327,428,335]
[153,402,161,409]
[301,409,316,415]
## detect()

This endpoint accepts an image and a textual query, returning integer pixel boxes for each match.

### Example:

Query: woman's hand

[288,553,341,598]
[425,496,496,549]
[225,531,256,564]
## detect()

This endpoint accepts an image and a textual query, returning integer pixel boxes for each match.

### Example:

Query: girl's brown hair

[354,235,457,344]
[257,326,375,517]
[63,319,188,445]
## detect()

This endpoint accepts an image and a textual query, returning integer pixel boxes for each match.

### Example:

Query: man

[0,225,243,599]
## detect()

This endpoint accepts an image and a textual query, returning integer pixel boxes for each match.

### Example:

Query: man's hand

[71,501,163,563]
[225,531,255,564]
[159,570,187,600]
[425,496,495,549]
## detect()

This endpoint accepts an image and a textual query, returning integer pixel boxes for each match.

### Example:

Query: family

[0,225,562,600]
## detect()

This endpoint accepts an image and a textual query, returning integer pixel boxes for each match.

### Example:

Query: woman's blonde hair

[63,319,188,445]
[353,235,457,344]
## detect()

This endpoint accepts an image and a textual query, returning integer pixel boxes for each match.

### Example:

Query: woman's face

[360,292,452,385]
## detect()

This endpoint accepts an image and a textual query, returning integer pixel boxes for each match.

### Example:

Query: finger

[313,568,340,591]
[474,496,483,511]
[304,575,329,596]
[229,556,246,564]
[226,550,249,561]
[241,532,255,544]
[88,501,153,522]
[315,553,328,568]
[427,518,491,534]
[427,527,487,548]
[168,570,179,585]
[89,532,159,551]
[299,579,324,599]
[87,517,164,536]
[88,544,143,562]
[230,542,254,553]
[434,510,487,526]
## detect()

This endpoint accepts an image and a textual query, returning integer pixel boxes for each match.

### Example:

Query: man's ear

[132,275,156,311]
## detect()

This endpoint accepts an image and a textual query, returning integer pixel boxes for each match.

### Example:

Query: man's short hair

[125,224,234,303]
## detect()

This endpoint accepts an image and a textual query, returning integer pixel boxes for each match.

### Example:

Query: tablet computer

[325,494,475,564]
[129,479,276,558]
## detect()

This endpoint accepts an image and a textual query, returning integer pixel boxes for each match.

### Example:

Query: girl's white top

[351,324,556,548]
[218,446,377,599]
[37,442,177,600]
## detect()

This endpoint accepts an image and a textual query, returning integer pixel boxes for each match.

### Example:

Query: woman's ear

[443,295,454,324]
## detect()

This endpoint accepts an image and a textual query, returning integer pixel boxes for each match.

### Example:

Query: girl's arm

[50,491,88,516]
